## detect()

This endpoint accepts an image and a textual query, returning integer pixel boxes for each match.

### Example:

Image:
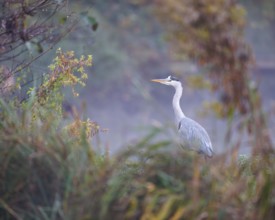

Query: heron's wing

[178,117,213,157]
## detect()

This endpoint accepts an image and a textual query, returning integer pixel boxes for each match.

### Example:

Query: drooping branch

[0,0,76,73]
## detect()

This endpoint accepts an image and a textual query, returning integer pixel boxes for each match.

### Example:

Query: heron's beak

[151,79,168,84]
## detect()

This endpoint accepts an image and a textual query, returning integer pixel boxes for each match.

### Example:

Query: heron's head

[151,75,181,88]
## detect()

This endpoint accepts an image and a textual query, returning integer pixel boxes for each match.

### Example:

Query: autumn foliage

[0,1,274,220]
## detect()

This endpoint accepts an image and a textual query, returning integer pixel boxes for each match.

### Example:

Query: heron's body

[178,117,213,157]
[151,75,213,158]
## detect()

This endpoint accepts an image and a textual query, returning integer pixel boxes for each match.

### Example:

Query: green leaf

[80,12,99,31]
[59,16,67,24]
[87,16,98,31]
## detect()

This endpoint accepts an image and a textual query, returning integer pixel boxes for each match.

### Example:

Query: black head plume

[168,75,180,81]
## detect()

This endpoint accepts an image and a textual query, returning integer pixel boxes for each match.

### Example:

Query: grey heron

[151,75,214,158]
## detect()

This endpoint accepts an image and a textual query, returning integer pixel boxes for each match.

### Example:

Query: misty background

[26,1,275,155]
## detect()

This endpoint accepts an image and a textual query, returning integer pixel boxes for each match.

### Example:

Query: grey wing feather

[178,117,213,157]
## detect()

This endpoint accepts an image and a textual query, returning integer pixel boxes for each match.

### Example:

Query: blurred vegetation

[0,96,274,219]
[1,0,275,219]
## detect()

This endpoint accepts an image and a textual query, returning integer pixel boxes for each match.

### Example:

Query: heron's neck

[173,84,185,124]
